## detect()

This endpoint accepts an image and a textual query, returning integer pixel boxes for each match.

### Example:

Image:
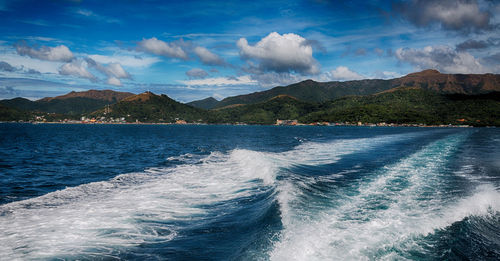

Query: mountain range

[0,90,134,114]
[1,70,499,126]
[188,69,500,109]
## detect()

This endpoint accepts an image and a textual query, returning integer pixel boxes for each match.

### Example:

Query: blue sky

[0,0,499,101]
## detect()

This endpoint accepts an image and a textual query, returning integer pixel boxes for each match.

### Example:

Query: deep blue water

[0,123,499,260]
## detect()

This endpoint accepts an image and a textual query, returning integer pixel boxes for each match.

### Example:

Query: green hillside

[214,79,393,108]
[187,97,219,109]
[0,104,30,121]
[204,88,500,126]
[301,88,500,126]
[0,90,134,115]
[212,70,500,109]
[2,71,499,126]
[91,92,207,123]
[208,95,317,124]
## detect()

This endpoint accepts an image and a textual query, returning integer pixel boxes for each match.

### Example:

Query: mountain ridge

[39,89,134,102]
[187,70,500,109]
[0,89,135,114]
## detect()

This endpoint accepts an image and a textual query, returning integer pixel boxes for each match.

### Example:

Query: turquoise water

[0,124,499,260]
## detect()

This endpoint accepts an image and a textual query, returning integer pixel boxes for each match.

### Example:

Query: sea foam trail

[0,130,440,259]
[0,149,276,260]
[270,132,499,260]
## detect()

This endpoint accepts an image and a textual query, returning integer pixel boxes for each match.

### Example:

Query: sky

[0,0,499,102]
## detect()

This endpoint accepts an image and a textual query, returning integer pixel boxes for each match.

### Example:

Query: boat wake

[0,129,498,260]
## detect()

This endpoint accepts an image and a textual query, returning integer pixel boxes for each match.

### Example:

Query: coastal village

[19,114,473,128]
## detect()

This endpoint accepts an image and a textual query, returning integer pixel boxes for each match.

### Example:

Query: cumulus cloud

[87,59,130,78]
[0,61,16,72]
[186,68,209,79]
[194,46,224,66]
[237,32,320,75]
[105,63,130,79]
[86,58,131,86]
[137,37,188,60]
[59,60,97,81]
[16,43,74,62]
[395,0,492,33]
[395,45,486,73]
[329,66,364,81]
[107,77,122,86]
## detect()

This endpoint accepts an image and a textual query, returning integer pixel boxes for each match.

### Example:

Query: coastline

[0,121,478,128]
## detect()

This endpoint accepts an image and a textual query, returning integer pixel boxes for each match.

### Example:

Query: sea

[0,123,499,260]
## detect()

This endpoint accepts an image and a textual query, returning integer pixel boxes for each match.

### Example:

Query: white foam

[0,130,438,259]
[270,132,498,261]
[0,149,277,259]
[275,132,424,166]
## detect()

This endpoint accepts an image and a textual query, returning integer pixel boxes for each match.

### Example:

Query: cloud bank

[395,45,486,73]
[396,0,492,33]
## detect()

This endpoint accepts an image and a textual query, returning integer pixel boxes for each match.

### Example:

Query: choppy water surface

[0,124,498,260]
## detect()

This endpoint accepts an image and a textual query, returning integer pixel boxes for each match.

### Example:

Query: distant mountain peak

[123,91,157,102]
[395,69,500,94]
[39,89,134,102]
[406,69,441,77]
[186,96,220,110]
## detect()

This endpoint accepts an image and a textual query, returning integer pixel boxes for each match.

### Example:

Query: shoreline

[0,121,482,128]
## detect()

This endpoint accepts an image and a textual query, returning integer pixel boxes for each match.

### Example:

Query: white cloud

[0,52,61,74]
[87,54,159,67]
[395,45,487,73]
[186,68,209,79]
[376,71,402,79]
[237,32,320,75]
[86,58,131,86]
[107,77,122,86]
[249,72,304,87]
[59,60,96,81]
[16,43,74,62]
[137,37,188,59]
[329,66,364,81]
[194,46,224,66]
[105,63,130,79]
[397,0,491,33]
[180,75,258,86]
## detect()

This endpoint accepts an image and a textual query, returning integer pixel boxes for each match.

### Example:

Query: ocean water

[0,123,499,260]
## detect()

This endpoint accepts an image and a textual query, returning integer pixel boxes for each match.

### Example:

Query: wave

[0,148,278,259]
[0,129,469,259]
[269,132,499,260]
